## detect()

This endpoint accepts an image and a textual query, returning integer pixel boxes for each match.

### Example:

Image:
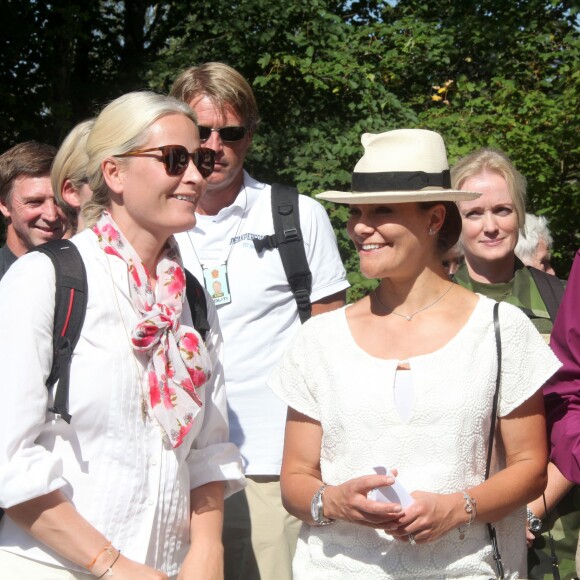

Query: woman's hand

[388,490,463,543]
[324,473,404,528]
[94,554,169,579]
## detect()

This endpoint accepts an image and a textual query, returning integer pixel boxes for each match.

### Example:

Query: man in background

[170,62,348,580]
[0,142,63,279]
[515,213,556,275]
[441,241,465,278]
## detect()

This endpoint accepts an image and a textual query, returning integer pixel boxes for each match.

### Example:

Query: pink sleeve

[544,249,580,484]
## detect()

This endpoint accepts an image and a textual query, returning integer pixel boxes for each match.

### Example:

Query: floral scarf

[92,211,211,448]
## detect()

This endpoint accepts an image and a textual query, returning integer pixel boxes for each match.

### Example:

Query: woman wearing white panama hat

[267,129,560,578]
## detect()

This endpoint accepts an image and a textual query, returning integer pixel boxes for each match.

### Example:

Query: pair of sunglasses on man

[117,125,247,178]
[197,125,246,143]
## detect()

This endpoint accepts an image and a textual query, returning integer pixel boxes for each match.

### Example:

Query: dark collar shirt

[0,244,17,281]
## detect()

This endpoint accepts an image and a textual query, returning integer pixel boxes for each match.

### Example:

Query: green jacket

[453,259,553,336]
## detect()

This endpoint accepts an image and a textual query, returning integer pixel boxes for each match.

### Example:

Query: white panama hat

[316,128,481,204]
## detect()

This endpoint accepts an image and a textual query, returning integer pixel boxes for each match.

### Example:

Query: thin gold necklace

[374,282,454,321]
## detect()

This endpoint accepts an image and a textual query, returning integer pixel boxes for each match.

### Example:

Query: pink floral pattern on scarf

[92,211,211,448]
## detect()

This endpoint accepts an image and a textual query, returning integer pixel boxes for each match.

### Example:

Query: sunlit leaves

[1,0,578,280]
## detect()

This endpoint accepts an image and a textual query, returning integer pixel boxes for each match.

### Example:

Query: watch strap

[311,484,334,525]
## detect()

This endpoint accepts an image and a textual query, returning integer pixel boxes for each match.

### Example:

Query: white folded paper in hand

[367,466,414,508]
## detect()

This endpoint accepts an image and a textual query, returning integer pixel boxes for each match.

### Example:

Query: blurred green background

[1,0,578,298]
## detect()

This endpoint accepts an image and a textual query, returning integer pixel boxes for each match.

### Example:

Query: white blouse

[268,296,561,579]
[0,229,245,576]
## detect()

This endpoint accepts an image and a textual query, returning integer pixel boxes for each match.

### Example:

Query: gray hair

[515,213,553,263]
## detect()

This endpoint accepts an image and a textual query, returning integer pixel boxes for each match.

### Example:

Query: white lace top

[268,295,561,579]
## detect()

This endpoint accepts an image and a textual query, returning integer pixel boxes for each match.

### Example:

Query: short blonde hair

[82,91,197,228]
[51,119,94,212]
[170,62,260,133]
[451,148,527,230]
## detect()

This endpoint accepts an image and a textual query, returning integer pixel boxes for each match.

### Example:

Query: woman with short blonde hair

[0,91,244,579]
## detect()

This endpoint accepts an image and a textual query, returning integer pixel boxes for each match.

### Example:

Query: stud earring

[428,227,436,236]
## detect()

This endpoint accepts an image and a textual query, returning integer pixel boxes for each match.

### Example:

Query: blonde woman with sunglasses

[0,92,244,580]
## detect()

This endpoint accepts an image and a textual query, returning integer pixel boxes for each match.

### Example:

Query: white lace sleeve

[497,302,562,417]
[268,324,322,422]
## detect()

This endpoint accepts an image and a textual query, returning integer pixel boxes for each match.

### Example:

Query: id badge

[202,263,232,306]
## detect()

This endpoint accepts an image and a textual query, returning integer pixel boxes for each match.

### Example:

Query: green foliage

[408,0,580,274]
[147,0,421,296]
[0,0,578,285]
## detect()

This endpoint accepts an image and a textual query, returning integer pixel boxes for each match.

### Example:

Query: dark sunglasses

[117,145,215,178]
[198,125,247,143]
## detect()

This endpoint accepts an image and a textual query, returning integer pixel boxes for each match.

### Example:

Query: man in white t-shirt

[170,63,348,580]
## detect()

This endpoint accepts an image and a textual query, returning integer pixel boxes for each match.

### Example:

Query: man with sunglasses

[170,63,349,580]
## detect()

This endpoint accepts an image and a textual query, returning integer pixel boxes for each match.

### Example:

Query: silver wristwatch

[311,485,334,525]
[527,507,542,533]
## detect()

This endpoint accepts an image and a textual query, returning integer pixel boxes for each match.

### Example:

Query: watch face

[530,518,542,533]
[311,493,321,521]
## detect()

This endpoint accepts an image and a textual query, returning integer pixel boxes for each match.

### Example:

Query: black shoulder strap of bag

[542,493,562,580]
[184,268,209,341]
[527,266,565,322]
[487,303,560,580]
[31,239,88,424]
[487,302,506,579]
[252,183,313,323]
[486,303,502,480]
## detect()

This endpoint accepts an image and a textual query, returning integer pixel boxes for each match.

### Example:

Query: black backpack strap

[30,239,88,424]
[527,266,565,322]
[185,268,209,341]
[252,183,313,323]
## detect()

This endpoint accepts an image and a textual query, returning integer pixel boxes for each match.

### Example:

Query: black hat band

[351,170,451,192]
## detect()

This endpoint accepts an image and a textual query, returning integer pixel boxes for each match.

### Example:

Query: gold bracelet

[86,544,113,571]
[97,549,121,578]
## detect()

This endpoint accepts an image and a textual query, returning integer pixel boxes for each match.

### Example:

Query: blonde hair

[170,62,260,133]
[451,148,527,230]
[51,119,94,213]
[82,92,197,228]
